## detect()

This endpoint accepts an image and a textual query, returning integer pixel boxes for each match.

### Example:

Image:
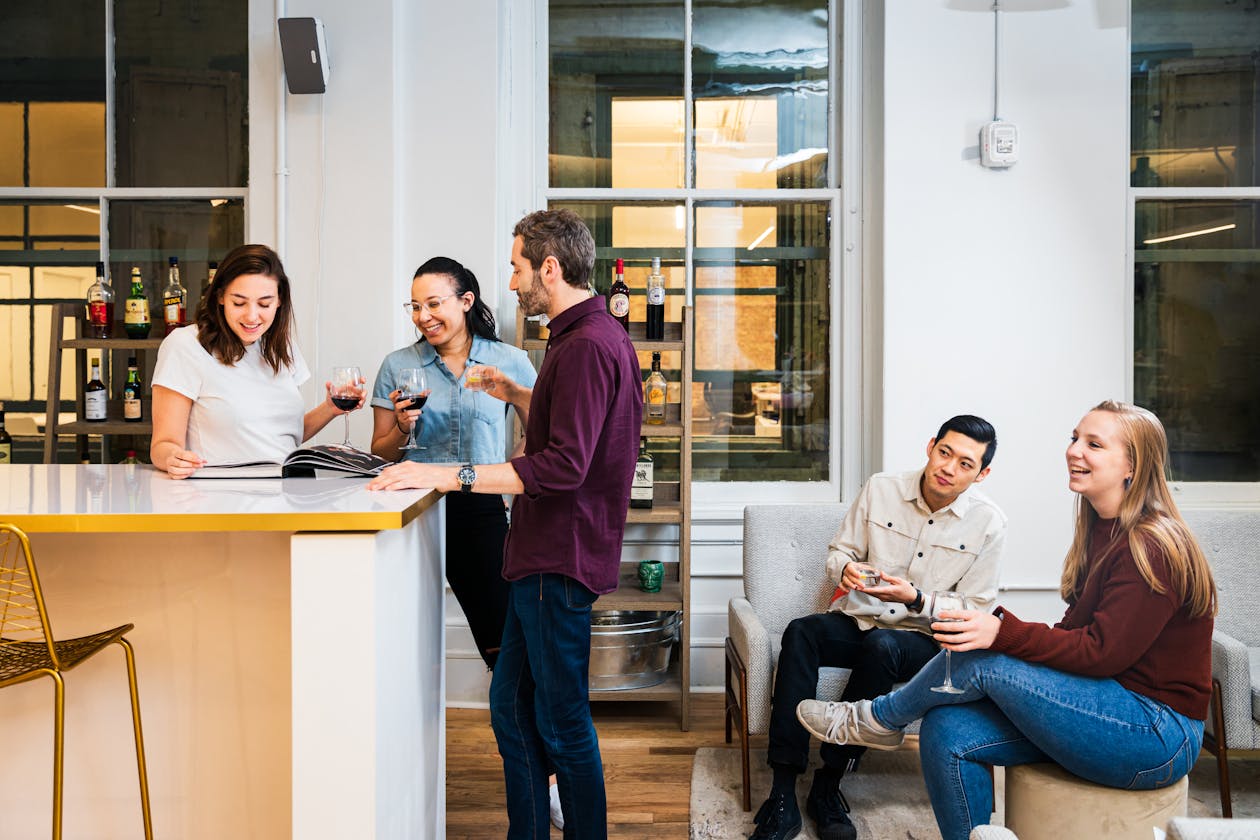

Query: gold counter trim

[3,492,441,534]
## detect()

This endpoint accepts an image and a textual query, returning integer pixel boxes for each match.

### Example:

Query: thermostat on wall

[980,121,1018,168]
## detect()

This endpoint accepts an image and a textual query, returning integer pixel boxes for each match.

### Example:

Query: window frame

[1127,6,1260,499]
[531,0,863,511]
[0,0,252,417]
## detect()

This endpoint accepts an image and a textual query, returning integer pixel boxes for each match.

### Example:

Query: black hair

[413,256,499,343]
[934,415,998,470]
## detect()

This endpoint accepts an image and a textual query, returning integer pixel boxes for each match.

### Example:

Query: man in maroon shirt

[370,209,642,839]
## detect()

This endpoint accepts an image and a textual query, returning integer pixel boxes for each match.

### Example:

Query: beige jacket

[825,468,1006,633]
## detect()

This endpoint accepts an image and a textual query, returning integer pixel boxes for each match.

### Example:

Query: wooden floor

[446,693,730,839]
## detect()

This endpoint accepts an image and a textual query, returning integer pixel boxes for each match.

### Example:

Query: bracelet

[395,419,408,435]
[910,588,924,613]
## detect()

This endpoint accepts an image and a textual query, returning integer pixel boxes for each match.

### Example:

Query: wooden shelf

[589,664,683,702]
[44,304,162,463]
[516,304,693,729]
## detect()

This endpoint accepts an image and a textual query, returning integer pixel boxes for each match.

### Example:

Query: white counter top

[0,464,439,532]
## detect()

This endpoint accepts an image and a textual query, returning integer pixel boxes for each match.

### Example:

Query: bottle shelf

[517,303,693,728]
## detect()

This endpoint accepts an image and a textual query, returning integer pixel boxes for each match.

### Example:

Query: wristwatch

[457,463,476,494]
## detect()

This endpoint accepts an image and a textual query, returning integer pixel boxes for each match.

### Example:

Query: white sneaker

[549,782,565,830]
[795,698,904,750]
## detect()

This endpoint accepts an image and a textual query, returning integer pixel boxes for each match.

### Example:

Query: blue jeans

[872,650,1204,840]
[490,574,605,839]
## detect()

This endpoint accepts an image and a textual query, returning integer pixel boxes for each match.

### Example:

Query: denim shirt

[370,335,537,465]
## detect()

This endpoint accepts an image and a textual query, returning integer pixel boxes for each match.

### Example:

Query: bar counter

[0,464,446,839]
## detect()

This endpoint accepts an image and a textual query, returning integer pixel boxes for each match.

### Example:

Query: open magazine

[190,444,392,479]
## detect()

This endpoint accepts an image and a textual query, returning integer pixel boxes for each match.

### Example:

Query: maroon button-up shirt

[505,296,644,594]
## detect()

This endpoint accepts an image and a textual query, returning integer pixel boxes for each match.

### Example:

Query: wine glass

[396,368,428,451]
[330,366,362,448]
[928,590,972,694]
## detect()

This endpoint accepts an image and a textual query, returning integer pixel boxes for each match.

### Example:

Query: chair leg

[724,639,753,812]
[1208,678,1232,819]
[118,638,154,840]
[724,644,733,745]
[51,670,66,840]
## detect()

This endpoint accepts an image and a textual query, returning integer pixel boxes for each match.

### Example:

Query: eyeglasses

[402,293,459,314]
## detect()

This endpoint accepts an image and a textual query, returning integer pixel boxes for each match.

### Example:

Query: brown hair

[512,209,596,290]
[1061,400,1216,618]
[195,244,295,373]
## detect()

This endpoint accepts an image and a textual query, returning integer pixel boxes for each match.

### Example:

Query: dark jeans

[445,491,511,670]
[490,574,605,840]
[768,612,940,774]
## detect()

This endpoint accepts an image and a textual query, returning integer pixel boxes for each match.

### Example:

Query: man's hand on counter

[367,461,456,492]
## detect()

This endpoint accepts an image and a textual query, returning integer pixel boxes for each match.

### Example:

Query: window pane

[115,0,249,187]
[1131,3,1260,188]
[549,0,685,188]
[0,0,106,187]
[693,0,831,189]
[1134,199,1260,481]
[107,199,246,317]
[695,201,829,481]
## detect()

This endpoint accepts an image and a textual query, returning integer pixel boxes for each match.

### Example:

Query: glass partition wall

[1131,1,1260,484]
[548,0,839,484]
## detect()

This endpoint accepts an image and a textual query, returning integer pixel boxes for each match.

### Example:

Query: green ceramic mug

[638,559,664,593]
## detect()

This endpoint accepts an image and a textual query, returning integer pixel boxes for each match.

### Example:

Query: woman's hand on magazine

[165,448,207,479]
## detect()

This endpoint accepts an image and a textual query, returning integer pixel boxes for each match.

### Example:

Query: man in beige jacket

[749,415,1007,840]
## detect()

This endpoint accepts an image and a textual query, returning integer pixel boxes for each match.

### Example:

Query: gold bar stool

[0,523,154,839]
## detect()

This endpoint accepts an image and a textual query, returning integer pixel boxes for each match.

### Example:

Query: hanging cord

[992,1,1001,121]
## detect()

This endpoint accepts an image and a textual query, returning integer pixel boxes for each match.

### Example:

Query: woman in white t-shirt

[150,243,363,478]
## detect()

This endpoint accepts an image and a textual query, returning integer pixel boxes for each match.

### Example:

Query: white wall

[251,0,1132,700]
[881,1,1129,603]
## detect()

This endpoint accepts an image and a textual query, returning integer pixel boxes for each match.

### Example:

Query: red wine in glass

[331,395,358,411]
[396,368,427,450]
[331,365,362,448]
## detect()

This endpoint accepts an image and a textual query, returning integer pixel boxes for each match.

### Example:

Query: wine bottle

[0,400,12,465]
[609,258,630,331]
[646,256,665,340]
[645,351,667,425]
[120,449,140,464]
[86,261,115,339]
[630,436,654,509]
[123,356,143,422]
[163,255,187,335]
[124,267,151,339]
[85,357,108,422]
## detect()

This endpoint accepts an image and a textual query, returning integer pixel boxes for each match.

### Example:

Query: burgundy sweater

[992,517,1213,720]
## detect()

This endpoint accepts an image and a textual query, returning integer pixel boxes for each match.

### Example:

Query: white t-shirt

[153,325,311,464]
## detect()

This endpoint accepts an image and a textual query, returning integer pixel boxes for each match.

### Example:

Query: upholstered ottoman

[1004,762,1188,840]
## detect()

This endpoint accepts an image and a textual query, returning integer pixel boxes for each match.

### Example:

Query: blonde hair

[1060,400,1216,618]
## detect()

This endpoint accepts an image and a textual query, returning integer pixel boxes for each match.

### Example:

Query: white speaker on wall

[278,17,330,95]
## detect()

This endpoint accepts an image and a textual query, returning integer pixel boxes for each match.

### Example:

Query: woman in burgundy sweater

[796,400,1216,840]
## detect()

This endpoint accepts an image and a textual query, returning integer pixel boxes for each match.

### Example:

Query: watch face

[458,465,476,486]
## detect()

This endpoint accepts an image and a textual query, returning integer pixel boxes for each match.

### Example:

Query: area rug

[690,744,1259,839]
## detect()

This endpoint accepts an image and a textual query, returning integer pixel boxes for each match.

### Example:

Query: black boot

[806,769,855,840]
[748,790,803,840]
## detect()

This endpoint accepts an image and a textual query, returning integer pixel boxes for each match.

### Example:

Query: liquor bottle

[124,267,151,339]
[123,356,143,422]
[630,436,654,509]
[86,261,115,338]
[644,351,667,425]
[608,258,630,331]
[645,256,665,340]
[207,260,218,284]
[0,400,12,465]
[163,256,187,335]
[120,449,140,464]
[85,357,108,422]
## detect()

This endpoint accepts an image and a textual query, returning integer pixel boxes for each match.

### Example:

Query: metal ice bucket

[588,610,680,690]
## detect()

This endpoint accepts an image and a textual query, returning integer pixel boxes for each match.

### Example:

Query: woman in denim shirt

[796,401,1216,840]
[371,256,536,670]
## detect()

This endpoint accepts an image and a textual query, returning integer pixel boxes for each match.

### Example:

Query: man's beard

[517,270,550,316]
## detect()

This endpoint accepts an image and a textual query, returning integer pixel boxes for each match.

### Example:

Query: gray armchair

[1182,510,1260,818]
[725,503,851,811]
